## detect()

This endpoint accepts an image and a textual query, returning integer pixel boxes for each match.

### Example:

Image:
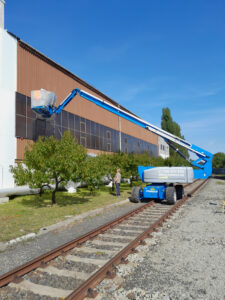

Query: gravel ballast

[97,178,225,299]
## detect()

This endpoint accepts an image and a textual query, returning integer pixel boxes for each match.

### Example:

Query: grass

[0,183,133,242]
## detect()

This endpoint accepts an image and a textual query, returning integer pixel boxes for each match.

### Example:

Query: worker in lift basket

[114,169,121,196]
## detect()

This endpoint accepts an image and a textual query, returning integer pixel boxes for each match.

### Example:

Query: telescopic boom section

[32,88,213,179]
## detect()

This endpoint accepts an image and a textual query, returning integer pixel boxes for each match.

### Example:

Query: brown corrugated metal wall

[17,42,158,159]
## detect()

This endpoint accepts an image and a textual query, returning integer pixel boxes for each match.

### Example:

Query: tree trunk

[39,187,43,197]
[51,179,58,205]
[112,182,115,192]
[52,190,56,205]
[130,177,133,187]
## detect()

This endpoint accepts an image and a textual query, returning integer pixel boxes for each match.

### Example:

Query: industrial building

[0,1,169,189]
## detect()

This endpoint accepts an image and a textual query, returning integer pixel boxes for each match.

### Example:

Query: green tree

[120,153,138,186]
[100,153,118,179]
[100,152,129,190]
[83,155,106,194]
[110,152,126,191]
[136,152,151,167]
[161,107,189,160]
[161,107,174,133]
[10,131,87,204]
[213,152,225,168]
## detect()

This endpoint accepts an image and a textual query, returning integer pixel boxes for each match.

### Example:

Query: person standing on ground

[114,168,121,196]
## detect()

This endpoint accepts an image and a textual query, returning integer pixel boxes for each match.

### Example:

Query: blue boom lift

[31,88,213,204]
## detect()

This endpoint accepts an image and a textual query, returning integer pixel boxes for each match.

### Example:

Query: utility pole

[118,115,121,151]
[118,104,121,152]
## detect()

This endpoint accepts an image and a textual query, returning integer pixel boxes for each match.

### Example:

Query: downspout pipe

[0,186,39,198]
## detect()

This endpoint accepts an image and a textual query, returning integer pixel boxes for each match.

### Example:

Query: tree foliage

[161,107,174,134]
[161,107,189,160]
[10,131,87,204]
[99,151,190,187]
[213,152,225,168]
[118,153,138,186]
[83,155,106,194]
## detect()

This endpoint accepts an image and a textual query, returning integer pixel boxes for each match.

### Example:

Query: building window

[16,115,26,138]
[69,113,74,131]
[16,93,36,140]
[62,111,69,128]
[15,92,158,158]
[80,137,86,147]
[80,121,86,133]
[106,130,111,140]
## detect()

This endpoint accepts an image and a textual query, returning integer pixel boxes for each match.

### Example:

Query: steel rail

[0,200,155,288]
[66,179,208,300]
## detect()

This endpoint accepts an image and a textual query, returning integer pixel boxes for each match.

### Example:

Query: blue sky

[5,0,225,154]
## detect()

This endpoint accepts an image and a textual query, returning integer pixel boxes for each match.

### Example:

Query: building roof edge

[7,31,138,117]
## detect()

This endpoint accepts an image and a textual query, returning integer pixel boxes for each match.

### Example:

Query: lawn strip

[0,184,131,242]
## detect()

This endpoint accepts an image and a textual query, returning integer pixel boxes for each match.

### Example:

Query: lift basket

[31,89,57,109]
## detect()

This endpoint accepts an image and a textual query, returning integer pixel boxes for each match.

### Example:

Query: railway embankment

[0,178,224,299]
[0,198,144,277]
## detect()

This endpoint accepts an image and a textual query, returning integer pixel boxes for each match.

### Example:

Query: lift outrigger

[31,88,213,204]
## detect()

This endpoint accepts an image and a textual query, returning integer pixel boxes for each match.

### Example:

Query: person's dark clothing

[115,182,120,196]
[114,170,121,196]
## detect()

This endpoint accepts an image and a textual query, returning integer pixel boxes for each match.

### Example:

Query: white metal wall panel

[0,28,17,188]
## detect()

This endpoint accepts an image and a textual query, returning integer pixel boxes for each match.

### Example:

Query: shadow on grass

[101,183,131,196]
[21,192,90,208]
[19,183,131,208]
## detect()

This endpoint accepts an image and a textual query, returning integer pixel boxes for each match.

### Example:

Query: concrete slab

[0,242,7,252]
[0,197,9,204]
[66,254,107,266]
[40,265,94,281]
[9,280,72,298]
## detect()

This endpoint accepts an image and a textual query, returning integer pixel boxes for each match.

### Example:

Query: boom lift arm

[32,88,213,179]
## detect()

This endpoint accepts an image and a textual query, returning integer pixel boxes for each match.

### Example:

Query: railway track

[0,179,208,300]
